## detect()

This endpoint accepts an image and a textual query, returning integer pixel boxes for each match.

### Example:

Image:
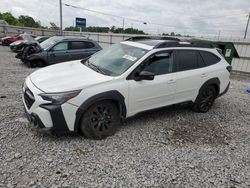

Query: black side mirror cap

[134,71,155,81]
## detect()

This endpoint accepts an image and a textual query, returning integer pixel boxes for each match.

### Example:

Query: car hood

[11,39,37,46]
[30,60,114,93]
[1,36,13,40]
[10,40,24,46]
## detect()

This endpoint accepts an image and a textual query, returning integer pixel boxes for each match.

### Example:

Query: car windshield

[88,43,148,76]
[40,38,58,50]
[21,34,34,41]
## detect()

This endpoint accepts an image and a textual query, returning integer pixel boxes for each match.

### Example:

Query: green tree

[1,12,18,25]
[18,15,41,28]
[64,26,80,31]
[110,26,116,32]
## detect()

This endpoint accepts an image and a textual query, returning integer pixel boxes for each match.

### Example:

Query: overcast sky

[1,0,250,37]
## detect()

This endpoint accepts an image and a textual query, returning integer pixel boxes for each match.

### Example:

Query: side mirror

[135,71,155,81]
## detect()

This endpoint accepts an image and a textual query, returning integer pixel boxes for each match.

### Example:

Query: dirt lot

[0,45,250,188]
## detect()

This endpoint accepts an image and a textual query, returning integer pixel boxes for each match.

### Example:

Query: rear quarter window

[200,51,220,66]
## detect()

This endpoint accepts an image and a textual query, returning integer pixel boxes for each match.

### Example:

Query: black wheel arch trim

[197,78,220,100]
[218,82,230,98]
[74,90,127,132]
[28,57,46,63]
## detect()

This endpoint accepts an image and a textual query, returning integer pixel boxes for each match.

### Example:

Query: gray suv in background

[21,36,102,67]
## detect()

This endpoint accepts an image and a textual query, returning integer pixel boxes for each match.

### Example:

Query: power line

[63,2,248,35]
[63,3,147,24]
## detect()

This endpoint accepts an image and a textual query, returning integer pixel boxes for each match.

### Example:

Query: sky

[1,0,250,37]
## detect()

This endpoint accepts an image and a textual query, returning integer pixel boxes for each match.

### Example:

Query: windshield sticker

[123,55,137,62]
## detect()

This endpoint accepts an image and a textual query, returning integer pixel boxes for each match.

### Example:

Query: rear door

[174,49,207,103]
[69,41,98,60]
[47,42,70,64]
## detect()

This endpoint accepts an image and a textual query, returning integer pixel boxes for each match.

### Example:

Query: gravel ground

[0,45,250,188]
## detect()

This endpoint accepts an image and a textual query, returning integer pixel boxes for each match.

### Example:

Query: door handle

[167,79,176,84]
[201,73,207,78]
[50,53,56,57]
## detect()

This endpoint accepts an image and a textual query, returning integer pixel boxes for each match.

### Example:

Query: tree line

[0,11,145,34]
[64,25,145,34]
[0,12,46,28]
[0,12,186,36]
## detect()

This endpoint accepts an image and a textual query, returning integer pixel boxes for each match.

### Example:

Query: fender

[197,78,220,99]
[74,90,127,131]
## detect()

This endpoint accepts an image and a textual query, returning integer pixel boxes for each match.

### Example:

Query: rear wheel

[80,100,120,139]
[192,86,216,113]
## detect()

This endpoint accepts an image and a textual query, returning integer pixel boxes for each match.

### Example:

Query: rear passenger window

[71,41,94,50]
[176,50,198,71]
[200,51,220,66]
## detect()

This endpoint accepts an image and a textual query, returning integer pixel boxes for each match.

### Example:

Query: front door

[47,42,70,64]
[128,51,177,116]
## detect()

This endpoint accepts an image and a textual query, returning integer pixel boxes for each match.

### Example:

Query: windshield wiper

[89,62,108,75]
[81,59,108,75]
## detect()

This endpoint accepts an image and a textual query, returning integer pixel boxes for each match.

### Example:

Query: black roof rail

[154,40,214,49]
[125,36,180,42]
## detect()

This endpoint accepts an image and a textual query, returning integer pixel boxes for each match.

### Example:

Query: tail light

[226,65,232,72]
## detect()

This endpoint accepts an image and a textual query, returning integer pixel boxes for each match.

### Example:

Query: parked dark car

[35,36,50,43]
[1,33,36,46]
[20,36,102,67]
[10,35,49,53]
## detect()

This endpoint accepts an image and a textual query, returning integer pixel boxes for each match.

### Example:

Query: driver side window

[52,42,68,51]
[143,51,173,76]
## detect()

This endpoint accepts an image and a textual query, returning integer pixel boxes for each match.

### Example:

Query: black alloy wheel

[192,86,216,113]
[80,100,120,139]
[199,88,216,112]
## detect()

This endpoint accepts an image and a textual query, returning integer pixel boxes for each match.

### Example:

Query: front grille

[23,87,35,109]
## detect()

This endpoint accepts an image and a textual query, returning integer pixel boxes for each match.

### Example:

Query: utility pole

[218,30,221,40]
[59,0,63,36]
[122,18,125,33]
[244,13,250,39]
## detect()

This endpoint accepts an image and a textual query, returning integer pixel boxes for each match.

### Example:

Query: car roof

[49,36,90,42]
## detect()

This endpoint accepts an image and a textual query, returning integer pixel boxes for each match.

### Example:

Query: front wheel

[80,100,120,139]
[192,86,216,113]
[2,40,9,46]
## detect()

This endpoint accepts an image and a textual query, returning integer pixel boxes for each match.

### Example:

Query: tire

[26,61,35,68]
[80,100,120,139]
[28,60,45,68]
[2,40,9,46]
[192,85,216,113]
[35,60,46,67]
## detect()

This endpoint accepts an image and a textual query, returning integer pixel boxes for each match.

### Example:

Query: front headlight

[39,90,81,105]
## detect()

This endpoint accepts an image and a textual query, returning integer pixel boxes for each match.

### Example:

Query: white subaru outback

[22,37,231,139]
